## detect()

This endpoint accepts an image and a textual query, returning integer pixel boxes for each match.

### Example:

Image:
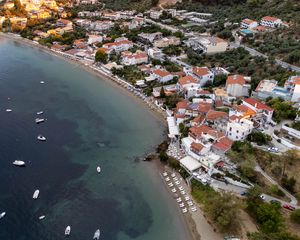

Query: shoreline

[0,33,200,240]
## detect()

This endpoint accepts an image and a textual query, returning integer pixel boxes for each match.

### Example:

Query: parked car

[240,191,248,196]
[270,199,280,204]
[268,147,278,152]
[282,204,295,211]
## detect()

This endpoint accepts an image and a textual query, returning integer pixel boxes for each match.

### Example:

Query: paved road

[255,164,298,206]
[230,42,300,73]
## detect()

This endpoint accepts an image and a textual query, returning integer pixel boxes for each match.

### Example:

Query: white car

[260,194,266,200]
[190,207,197,212]
[180,190,186,195]
[175,181,180,185]
[171,188,177,193]
[182,208,188,213]
[179,203,185,208]
[185,196,190,201]
[178,186,184,191]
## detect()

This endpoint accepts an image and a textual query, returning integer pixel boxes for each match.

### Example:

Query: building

[226,115,254,141]
[186,36,228,54]
[150,10,162,20]
[242,98,274,123]
[138,32,162,44]
[121,51,148,65]
[184,67,214,87]
[205,110,228,133]
[87,34,103,45]
[152,69,174,83]
[147,48,163,59]
[285,76,300,102]
[241,18,258,29]
[90,20,114,32]
[260,16,282,28]
[56,19,73,28]
[102,39,134,53]
[153,36,181,48]
[9,17,27,30]
[226,75,250,97]
[252,79,291,101]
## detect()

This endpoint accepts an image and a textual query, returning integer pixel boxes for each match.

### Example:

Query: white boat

[37,135,46,141]
[36,111,44,115]
[40,81,45,84]
[12,160,25,167]
[93,229,100,239]
[6,109,12,112]
[96,166,101,173]
[33,189,40,199]
[0,212,6,219]
[35,118,45,124]
[65,226,71,236]
[39,215,45,220]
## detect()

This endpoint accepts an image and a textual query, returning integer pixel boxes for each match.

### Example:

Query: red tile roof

[153,69,172,77]
[176,100,188,110]
[198,102,212,114]
[178,75,198,86]
[262,16,280,22]
[213,137,233,152]
[189,125,213,137]
[243,98,273,112]
[191,115,205,124]
[226,75,246,86]
[191,142,204,152]
[192,67,210,77]
[206,110,228,121]
[242,18,256,25]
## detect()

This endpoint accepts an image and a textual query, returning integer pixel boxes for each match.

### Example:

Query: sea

[0,37,191,240]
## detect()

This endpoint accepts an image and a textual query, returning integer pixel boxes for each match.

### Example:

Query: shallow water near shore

[0,38,191,240]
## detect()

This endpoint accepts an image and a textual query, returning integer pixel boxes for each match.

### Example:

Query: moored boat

[33,189,40,199]
[12,160,25,167]
[6,109,12,112]
[35,118,45,124]
[0,212,6,219]
[37,135,46,141]
[36,111,44,115]
[97,166,101,173]
[65,226,71,236]
[93,229,100,239]
[39,215,45,220]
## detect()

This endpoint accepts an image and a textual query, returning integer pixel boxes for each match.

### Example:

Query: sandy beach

[0,32,224,240]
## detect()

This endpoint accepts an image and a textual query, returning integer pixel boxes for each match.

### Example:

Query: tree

[95,50,108,63]
[256,203,283,233]
[247,132,271,145]
[159,87,166,98]
[291,209,300,224]
[281,176,296,193]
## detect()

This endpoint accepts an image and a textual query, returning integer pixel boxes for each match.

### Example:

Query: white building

[150,10,162,20]
[286,76,300,102]
[153,36,181,48]
[242,98,274,123]
[260,16,282,28]
[87,34,103,45]
[226,116,254,141]
[147,48,163,59]
[185,67,214,87]
[90,20,114,32]
[241,18,258,29]
[186,36,228,54]
[226,75,250,97]
[121,51,148,65]
[102,39,134,53]
[152,69,174,83]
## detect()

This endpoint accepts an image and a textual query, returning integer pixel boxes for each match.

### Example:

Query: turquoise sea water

[0,38,190,240]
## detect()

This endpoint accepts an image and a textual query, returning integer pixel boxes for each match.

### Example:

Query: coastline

[0,33,201,240]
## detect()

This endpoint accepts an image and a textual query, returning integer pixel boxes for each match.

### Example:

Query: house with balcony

[226,115,254,141]
[226,74,250,97]
[184,67,214,87]
[260,16,282,28]
[241,18,258,29]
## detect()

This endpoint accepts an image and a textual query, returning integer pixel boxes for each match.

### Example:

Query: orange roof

[254,26,266,31]
[103,40,133,48]
[242,18,256,25]
[178,75,198,86]
[97,47,110,54]
[192,67,210,77]
[198,102,212,113]
[190,125,213,137]
[122,51,147,59]
[243,98,273,112]
[176,100,188,110]
[191,142,204,152]
[197,90,210,95]
[226,75,246,86]
[153,69,171,77]
[206,110,228,121]
[213,137,233,152]
[262,16,279,22]
[229,115,243,122]
[191,115,205,124]
[292,77,300,85]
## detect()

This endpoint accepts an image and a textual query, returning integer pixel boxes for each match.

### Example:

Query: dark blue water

[0,38,191,240]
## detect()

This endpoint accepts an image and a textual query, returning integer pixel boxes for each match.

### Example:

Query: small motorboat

[65,226,71,236]
[33,189,40,199]
[35,118,45,124]
[40,81,45,84]
[5,109,12,112]
[96,166,101,173]
[39,215,45,220]
[93,229,100,239]
[0,212,6,219]
[12,160,25,167]
[36,111,44,115]
[37,135,46,141]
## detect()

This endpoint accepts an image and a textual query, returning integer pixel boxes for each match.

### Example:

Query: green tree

[95,50,108,63]
[256,203,283,233]
[160,87,166,98]
[290,209,300,224]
